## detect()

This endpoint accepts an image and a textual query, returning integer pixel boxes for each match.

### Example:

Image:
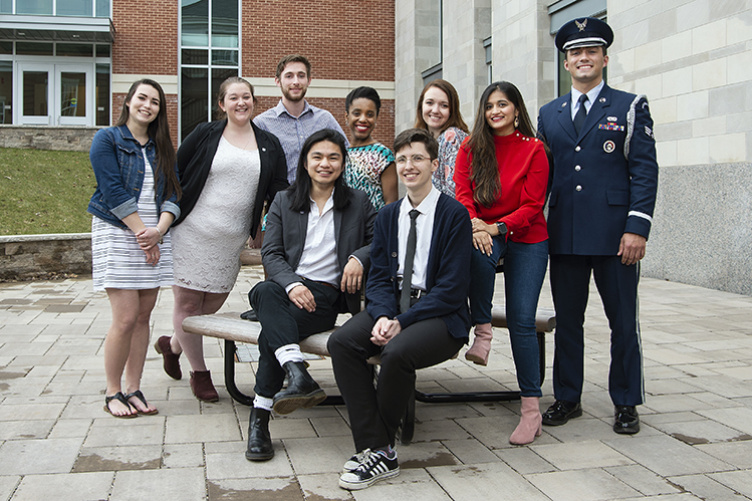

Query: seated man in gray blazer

[245,129,375,462]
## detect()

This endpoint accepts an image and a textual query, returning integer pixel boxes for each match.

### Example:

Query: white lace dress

[172,136,261,293]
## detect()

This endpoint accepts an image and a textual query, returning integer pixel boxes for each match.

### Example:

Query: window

[179,0,239,141]
[0,61,11,124]
[95,63,109,126]
[484,36,492,84]
[0,0,110,16]
[549,0,607,96]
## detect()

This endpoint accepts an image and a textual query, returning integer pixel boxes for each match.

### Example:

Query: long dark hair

[414,79,469,135]
[288,129,352,213]
[117,79,181,200]
[467,81,535,207]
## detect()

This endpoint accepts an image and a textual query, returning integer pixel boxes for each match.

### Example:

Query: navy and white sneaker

[339,449,399,490]
[342,449,371,472]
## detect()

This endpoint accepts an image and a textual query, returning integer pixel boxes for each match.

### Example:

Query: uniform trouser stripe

[550,254,645,406]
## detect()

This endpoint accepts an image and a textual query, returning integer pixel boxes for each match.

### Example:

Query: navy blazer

[261,188,375,314]
[174,120,289,238]
[366,193,472,340]
[538,85,659,256]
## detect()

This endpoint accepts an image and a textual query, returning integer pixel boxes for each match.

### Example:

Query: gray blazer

[261,188,375,314]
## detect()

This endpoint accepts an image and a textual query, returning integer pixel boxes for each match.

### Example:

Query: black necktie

[400,209,420,314]
[573,94,588,135]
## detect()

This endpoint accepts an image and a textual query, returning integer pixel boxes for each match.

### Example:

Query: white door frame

[16,62,53,125]
[15,61,95,126]
[55,64,94,126]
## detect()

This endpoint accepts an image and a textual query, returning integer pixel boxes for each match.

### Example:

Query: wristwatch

[496,221,508,237]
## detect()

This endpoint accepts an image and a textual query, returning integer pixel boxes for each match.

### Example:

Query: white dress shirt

[287,192,339,291]
[398,186,439,291]
[570,80,605,120]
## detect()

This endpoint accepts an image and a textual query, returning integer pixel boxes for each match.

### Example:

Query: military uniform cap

[555,17,613,52]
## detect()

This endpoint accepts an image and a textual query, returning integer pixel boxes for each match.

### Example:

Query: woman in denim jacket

[88,79,181,418]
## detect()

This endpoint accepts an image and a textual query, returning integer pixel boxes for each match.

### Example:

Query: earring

[514,116,519,128]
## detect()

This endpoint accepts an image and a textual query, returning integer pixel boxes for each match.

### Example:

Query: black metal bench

[182,306,555,444]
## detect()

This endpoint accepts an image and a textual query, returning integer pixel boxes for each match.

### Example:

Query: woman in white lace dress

[156,77,288,401]
[88,79,181,417]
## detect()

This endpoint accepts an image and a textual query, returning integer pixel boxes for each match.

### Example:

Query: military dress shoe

[542,400,582,426]
[613,405,640,434]
[246,407,274,461]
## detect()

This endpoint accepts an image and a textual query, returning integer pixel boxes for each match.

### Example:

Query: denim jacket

[87,125,180,229]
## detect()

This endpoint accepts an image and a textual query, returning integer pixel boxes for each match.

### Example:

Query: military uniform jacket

[538,84,658,256]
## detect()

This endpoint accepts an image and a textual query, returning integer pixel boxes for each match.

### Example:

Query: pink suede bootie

[465,323,493,366]
[509,396,543,445]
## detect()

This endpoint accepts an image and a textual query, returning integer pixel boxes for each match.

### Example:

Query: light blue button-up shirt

[254,100,348,183]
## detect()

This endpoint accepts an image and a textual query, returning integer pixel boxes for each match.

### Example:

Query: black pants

[328,310,464,452]
[249,279,341,398]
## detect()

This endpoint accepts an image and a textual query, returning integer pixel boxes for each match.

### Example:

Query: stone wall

[0,234,92,281]
[0,126,99,152]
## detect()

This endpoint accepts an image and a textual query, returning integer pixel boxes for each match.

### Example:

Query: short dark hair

[345,86,381,115]
[276,54,311,80]
[288,129,352,212]
[393,128,439,160]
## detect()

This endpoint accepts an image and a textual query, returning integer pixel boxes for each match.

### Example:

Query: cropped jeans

[469,237,549,397]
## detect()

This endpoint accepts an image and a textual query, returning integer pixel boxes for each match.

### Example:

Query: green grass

[0,148,95,235]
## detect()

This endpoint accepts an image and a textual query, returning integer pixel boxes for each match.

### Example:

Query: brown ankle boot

[510,396,542,445]
[190,370,219,402]
[465,323,493,366]
[154,336,182,380]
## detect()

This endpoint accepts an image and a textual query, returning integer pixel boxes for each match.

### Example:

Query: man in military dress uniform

[537,17,659,434]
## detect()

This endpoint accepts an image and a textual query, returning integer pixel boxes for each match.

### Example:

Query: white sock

[275,344,304,366]
[253,395,273,411]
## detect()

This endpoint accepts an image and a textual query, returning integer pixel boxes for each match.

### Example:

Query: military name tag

[598,123,625,132]
[603,140,616,153]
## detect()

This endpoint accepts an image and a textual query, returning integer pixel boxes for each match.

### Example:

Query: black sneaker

[339,449,400,490]
[342,449,371,472]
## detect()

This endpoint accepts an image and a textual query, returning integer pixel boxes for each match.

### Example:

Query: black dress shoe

[542,400,582,426]
[613,405,640,434]
[272,361,326,415]
[246,407,274,461]
[240,309,258,321]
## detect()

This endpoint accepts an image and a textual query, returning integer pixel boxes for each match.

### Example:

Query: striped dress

[91,149,173,291]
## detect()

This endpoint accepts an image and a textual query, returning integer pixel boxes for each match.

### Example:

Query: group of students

[89,16,658,493]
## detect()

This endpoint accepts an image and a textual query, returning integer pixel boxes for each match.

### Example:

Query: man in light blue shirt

[254,54,348,184]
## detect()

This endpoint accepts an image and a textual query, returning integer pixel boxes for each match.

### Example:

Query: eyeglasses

[396,154,429,166]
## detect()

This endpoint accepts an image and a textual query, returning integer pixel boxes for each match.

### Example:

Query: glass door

[18,62,52,125]
[16,62,94,126]
[55,65,92,126]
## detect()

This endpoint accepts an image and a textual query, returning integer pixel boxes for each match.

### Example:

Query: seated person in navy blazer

[328,128,472,491]
[245,129,375,462]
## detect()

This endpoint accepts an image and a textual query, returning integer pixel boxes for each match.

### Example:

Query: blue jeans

[469,237,549,397]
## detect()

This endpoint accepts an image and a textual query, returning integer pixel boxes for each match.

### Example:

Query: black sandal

[125,390,159,415]
[104,392,138,418]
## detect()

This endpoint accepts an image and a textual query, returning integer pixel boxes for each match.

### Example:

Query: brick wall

[108,0,394,148]
[112,1,178,75]
[242,0,394,82]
